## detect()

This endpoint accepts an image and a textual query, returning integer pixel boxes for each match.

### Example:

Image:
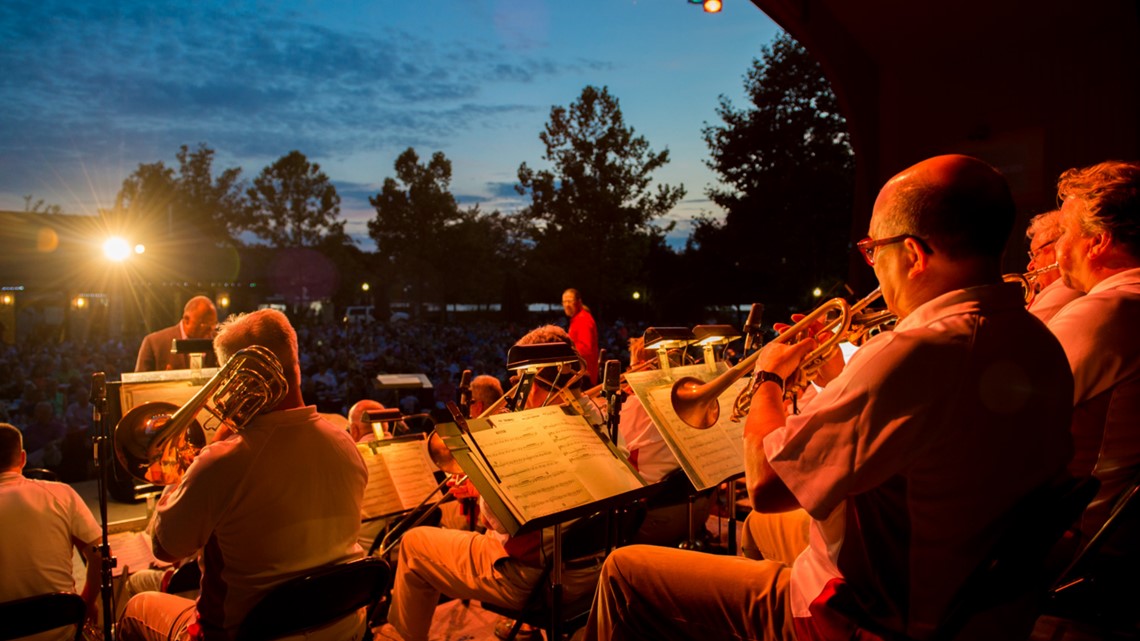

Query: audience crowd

[0,313,640,481]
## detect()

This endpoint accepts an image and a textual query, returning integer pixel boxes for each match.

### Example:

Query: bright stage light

[135,244,146,255]
[103,237,132,262]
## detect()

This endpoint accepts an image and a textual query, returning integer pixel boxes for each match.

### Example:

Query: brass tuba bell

[114,345,288,485]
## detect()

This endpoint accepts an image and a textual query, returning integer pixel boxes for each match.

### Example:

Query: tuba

[114,345,288,485]
[671,288,888,429]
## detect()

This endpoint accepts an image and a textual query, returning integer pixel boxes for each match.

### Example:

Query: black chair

[837,475,1099,641]
[164,562,202,595]
[1042,469,1140,635]
[234,557,391,641]
[0,592,85,641]
[482,505,646,641]
[22,467,60,482]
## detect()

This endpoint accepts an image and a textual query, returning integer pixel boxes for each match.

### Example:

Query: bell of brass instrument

[114,345,288,485]
[1003,262,1058,305]
[671,288,885,430]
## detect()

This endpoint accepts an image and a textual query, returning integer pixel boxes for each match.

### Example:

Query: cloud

[0,0,610,202]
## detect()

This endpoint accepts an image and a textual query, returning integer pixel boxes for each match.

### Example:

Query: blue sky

[0,0,780,249]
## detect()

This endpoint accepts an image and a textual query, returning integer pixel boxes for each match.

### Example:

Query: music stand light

[642,327,694,373]
[692,325,742,367]
[505,342,580,411]
[172,338,215,385]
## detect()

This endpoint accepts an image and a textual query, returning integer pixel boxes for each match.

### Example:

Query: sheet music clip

[643,327,694,376]
[692,325,741,370]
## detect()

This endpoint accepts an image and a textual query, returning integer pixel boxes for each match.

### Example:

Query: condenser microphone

[743,303,764,353]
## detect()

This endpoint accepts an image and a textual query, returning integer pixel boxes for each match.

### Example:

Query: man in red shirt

[562,288,599,385]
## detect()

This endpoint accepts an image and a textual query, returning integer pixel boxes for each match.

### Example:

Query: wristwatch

[754,370,785,391]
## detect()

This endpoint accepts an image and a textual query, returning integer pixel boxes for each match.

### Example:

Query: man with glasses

[134,296,219,372]
[1046,160,1140,568]
[583,155,1074,641]
[1025,209,1083,322]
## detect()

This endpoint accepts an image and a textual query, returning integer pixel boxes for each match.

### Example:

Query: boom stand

[90,372,117,640]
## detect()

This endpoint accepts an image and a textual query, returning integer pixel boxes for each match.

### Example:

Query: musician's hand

[810,330,845,387]
[755,335,814,381]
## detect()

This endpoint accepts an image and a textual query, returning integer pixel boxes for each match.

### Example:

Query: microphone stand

[90,372,116,640]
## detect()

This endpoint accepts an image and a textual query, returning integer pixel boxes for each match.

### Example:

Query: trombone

[671,288,889,430]
[114,346,288,485]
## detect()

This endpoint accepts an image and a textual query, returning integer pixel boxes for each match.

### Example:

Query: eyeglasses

[856,234,933,266]
[1027,239,1056,261]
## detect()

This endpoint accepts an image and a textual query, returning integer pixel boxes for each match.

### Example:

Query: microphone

[89,372,106,423]
[603,360,620,395]
[743,303,764,354]
[602,359,622,443]
[457,369,473,417]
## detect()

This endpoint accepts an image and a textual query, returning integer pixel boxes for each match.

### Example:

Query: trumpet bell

[671,376,722,430]
[115,402,207,485]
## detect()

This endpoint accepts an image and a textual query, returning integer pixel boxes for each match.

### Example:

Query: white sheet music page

[642,376,748,490]
[358,437,442,519]
[468,405,642,522]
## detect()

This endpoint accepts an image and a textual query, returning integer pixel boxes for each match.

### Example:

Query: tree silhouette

[110,143,246,246]
[247,150,345,248]
[696,33,854,316]
[368,148,461,319]
[516,85,684,312]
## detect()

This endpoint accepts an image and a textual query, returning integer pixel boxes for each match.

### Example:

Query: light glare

[103,237,131,262]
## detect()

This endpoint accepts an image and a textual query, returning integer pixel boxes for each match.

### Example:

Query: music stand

[172,338,214,385]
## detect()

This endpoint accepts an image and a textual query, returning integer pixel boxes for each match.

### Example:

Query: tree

[109,143,247,246]
[246,150,346,247]
[516,85,685,312]
[22,195,63,215]
[697,33,855,316]
[368,148,462,319]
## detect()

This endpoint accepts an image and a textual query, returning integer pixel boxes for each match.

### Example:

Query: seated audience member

[1047,160,1140,559]
[0,423,102,637]
[1025,208,1083,322]
[22,400,66,468]
[118,309,367,641]
[583,155,1075,641]
[387,325,598,641]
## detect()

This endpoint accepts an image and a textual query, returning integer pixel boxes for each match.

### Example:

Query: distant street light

[812,287,823,298]
[632,291,641,300]
[361,282,371,292]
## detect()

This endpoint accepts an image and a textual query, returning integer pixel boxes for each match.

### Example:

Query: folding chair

[837,475,1099,641]
[234,557,391,641]
[0,592,86,641]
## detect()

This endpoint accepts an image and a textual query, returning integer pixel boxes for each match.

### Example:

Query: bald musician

[348,399,388,443]
[583,155,1074,641]
[119,309,367,641]
[135,296,219,372]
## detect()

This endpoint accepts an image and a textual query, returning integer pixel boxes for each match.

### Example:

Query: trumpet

[671,288,888,430]
[114,346,288,485]
[1003,263,1059,305]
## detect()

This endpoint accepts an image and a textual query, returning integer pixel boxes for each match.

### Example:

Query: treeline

[91,34,854,324]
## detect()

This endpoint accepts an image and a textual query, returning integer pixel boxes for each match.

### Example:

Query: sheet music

[109,530,171,577]
[639,374,749,490]
[465,406,642,522]
[358,438,440,519]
